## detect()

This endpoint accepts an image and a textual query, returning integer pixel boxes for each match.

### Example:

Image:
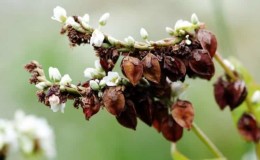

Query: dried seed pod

[238,113,260,143]
[163,56,186,82]
[116,100,137,130]
[82,94,100,120]
[213,77,228,110]
[135,96,153,126]
[122,56,143,86]
[197,29,217,57]
[226,80,247,110]
[103,86,125,116]
[189,49,215,80]
[142,53,161,84]
[161,115,183,142]
[152,101,168,132]
[171,100,194,130]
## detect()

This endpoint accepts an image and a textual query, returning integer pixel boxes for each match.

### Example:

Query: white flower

[48,95,66,113]
[90,29,105,47]
[49,67,61,81]
[124,36,135,46]
[191,13,199,25]
[174,19,193,31]
[252,90,260,104]
[66,17,81,29]
[99,13,110,26]
[78,14,90,29]
[94,60,103,71]
[165,27,174,35]
[107,36,118,45]
[35,82,47,90]
[84,68,97,80]
[140,28,148,40]
[14,110,56,159]
[102,72,121,86]
[223,59,235,71]
[51,6,67,23]
[89,80,100,91]
[59,74,72,86]
[170,81,189,97]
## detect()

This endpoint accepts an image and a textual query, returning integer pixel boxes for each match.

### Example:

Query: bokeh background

[1,0,260,159]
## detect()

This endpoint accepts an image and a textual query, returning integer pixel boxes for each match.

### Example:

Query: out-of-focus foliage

[1,0,260,159]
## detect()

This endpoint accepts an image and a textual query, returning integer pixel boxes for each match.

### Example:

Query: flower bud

[35,82,47,90]
[90,29,105,47]
[122,56,143,86]
[191,13,199,25]
[252,90,260,104]
[49,67,61,81]
[142,53,161,84]
[99,13,110,26]
[84,68,96,80]
[66,17,81,30]
[171,100,194,130]
[103,87,125,116]
[79,14,90,29]
[165,27,175,36]
[140,28,148,40]
[107,36,119,45]
[60,74,72,86]
[89,80,100,91]
[174,20,193,32]
[124,36,135,47]
[51,6,67,23]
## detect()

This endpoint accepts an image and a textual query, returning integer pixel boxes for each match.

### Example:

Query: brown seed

[142,53,161,84]
[134,96,153,126]
[213,77,228,110]
[197,29,217,58]
[116,100,137,130]
[161,115,183,142]
[82,94,100,120]
[171,100,194,130]
[152,101,168,132]
[238,113,260,143]
[122,56,143,86]
[189,49,215,80]
[163,56,186,82]
[103,86,125,116]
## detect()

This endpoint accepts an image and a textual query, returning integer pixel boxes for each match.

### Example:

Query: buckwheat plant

[24,6,260,159]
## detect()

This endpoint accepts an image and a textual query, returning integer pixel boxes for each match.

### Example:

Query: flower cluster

[24,6,220,143]
[0,110,55,160]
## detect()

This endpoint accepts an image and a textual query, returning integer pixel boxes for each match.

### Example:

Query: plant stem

[214,52,255,114]
[255,142,260,160]
[191,123,225,159]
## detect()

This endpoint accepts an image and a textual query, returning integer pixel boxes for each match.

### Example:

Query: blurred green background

[1,0,260,159]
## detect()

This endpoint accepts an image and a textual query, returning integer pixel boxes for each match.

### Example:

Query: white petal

[60,103,66,113]
[60,74,72,86]
[140,28,148,39]
[99,13,110,26]
[84,68,96,79]
[90,29,105,47]
[191,13,199,24]
[252,90,260,103]
[49,95,60,106]
[174,20,193,31]
[51,6,67,23]
[35,82,47,90]
[49,67,61,81]
[51,104,60,112]
[124,36,135,46]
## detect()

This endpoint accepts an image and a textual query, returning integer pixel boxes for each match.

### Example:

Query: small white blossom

[48,95,66,113]
[59,74,72,86]
[84,68,96,80]
[78,14,90,29]
[102,72,121,86]
[191,13,199,25]
[51,6,67,23]
[99,79,106,88]
[171,81,189,97]
[66,17,81,29]
[140,28,148,40]
[174,20,193,31]
[223,59,235,71]
[99,13,110,26]
[165,27,174,35]
[89,80,100,91]
[90,29,105,47]
[252,90,260,104]
[49,67,61,81]
[94,60,103,71]
[35,82,47,90]
[14,110,56,159]
[124,36,135,46]
[107,36,119,45]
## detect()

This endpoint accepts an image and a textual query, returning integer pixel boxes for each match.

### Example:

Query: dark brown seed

[171,100,194,130]
[82,95,100,120]
[238,113,260,143]
[213,77,228,110]
[122,56,143,86]
[116,100,137,130]
[103,86,125,116]
[163,56,186,82]
[189,49,215,80]
[142,53,161,84]
[197,29,217,58]
[152,101,168,132]
[135,96,153,126]
[226,80,248,110]
[161,115,183,142]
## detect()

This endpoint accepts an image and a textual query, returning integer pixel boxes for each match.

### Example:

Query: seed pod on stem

[142,53,161,84]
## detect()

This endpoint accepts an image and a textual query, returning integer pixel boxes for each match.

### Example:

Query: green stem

[256,143,260,160]
[191,123,225,159]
